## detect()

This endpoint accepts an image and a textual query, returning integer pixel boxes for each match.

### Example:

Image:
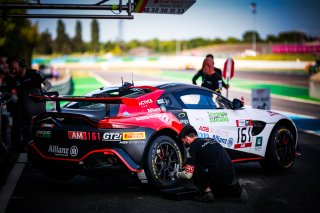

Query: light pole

[250,2,257,54]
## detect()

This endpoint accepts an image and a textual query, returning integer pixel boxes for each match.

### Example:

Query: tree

[242,31,262,42]
[54,19,72,54]
[0,6,39,66]
[266,34,279,43]
[73,20,85,53]
[91,19,100,53]
[226,37,240,44]
[277,31,309,43]
[35,29,53,54]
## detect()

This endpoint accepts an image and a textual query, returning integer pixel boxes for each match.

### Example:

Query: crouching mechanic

[170,125,236,202]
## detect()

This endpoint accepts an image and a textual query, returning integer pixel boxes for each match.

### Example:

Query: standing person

[192,54,229,90]
[170,125,237,202]
[7,57,52,151]
[0,55,18,149]
[201,57,229,94]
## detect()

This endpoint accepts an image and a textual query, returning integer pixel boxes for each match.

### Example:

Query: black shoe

[193,191,215,202]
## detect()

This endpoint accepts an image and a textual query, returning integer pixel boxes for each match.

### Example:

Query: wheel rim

[274,129,295,167]
[153,142,180,183]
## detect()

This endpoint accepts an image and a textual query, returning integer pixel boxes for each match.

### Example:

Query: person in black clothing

[7,57,52,151]
[201,57,229,94]
[170,125,236,202]
[192,54,229,94]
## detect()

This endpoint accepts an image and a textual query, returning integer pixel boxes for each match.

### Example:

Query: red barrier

[272,44,320,53]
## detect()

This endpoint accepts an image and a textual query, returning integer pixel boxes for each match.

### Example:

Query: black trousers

[193,169,232,192]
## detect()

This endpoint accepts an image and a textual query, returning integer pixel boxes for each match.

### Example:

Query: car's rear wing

[29,92,138,111]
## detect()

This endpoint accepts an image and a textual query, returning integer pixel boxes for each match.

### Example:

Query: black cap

[177,125,197,141]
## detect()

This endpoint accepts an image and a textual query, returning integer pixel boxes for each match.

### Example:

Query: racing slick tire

[260,126,296,171]
[144,136,183,188]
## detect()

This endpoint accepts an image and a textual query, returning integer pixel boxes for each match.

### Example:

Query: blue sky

[30,0,320,42]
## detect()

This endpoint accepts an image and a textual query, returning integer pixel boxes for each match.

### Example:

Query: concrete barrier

[309,72,320,99]
[50,69,72,95]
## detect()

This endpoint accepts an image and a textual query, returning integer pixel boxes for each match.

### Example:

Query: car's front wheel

[144,136,183,188]
[260,126,296,171]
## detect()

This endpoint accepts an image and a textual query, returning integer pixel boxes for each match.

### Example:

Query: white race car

[28,82,299,188]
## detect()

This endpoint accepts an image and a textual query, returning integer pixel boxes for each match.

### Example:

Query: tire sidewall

[266,126,295,170]
[144,135,183,188]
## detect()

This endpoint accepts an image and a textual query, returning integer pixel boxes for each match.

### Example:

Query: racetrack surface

[3,131,319,213]
[1,68,320,213]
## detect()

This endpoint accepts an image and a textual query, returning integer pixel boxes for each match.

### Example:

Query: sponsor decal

[184,164,195,173]
[236,120,253,127]
[175,112,189,125]
[40,123,55,128]
[119,140,146,145]
[199,126,209,132]
[48,145,69,157]
[157,99,165,104]
[139,99,153,107]
[207,112,229,122]
[234,142,252,149]
[227,138,234,147]
[122,132,146,140]
[237,127,252,143]
[36,130,51,138]
[180,119,189,124]
[255,137,263,147]
[136,114,169,122]
[147,107,161,113]
[102,132,122,141]
[48,145,78,157]
[178,112,187,118]
[212,134,228,145]
[197,131,209,138]
[69,146,78,157]
[267,110,279,116]
[68,131,87,140]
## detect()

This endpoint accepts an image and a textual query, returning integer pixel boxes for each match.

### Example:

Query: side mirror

[232,98,244,109]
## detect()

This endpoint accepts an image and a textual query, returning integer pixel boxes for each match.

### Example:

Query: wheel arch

[142,128,185,164]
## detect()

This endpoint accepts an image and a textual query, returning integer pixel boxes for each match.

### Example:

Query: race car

[28,81,299,188]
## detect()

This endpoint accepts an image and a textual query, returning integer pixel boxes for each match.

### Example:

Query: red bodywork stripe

[29,144,142,172]
[232,157,264,163]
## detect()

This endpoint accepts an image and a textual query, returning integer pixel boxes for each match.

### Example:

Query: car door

[174,89,254,154]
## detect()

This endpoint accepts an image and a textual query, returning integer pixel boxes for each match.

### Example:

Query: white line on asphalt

[90,72,111,86]
[0,153,27,213]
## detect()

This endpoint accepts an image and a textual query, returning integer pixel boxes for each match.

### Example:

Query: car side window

[181,94,216,109]
[175,89,217,109]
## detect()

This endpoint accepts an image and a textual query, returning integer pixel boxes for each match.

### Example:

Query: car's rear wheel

[260,126,296,171]
[144,136,183,188]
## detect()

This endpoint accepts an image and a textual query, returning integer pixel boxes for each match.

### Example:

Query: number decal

[237,127,252,143]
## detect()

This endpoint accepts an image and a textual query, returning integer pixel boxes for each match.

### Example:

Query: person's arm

[37,70,52,92]
[192,70,203,85]
[216,68,229,89]
[176,164,194,179]
[42,78,52,91]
